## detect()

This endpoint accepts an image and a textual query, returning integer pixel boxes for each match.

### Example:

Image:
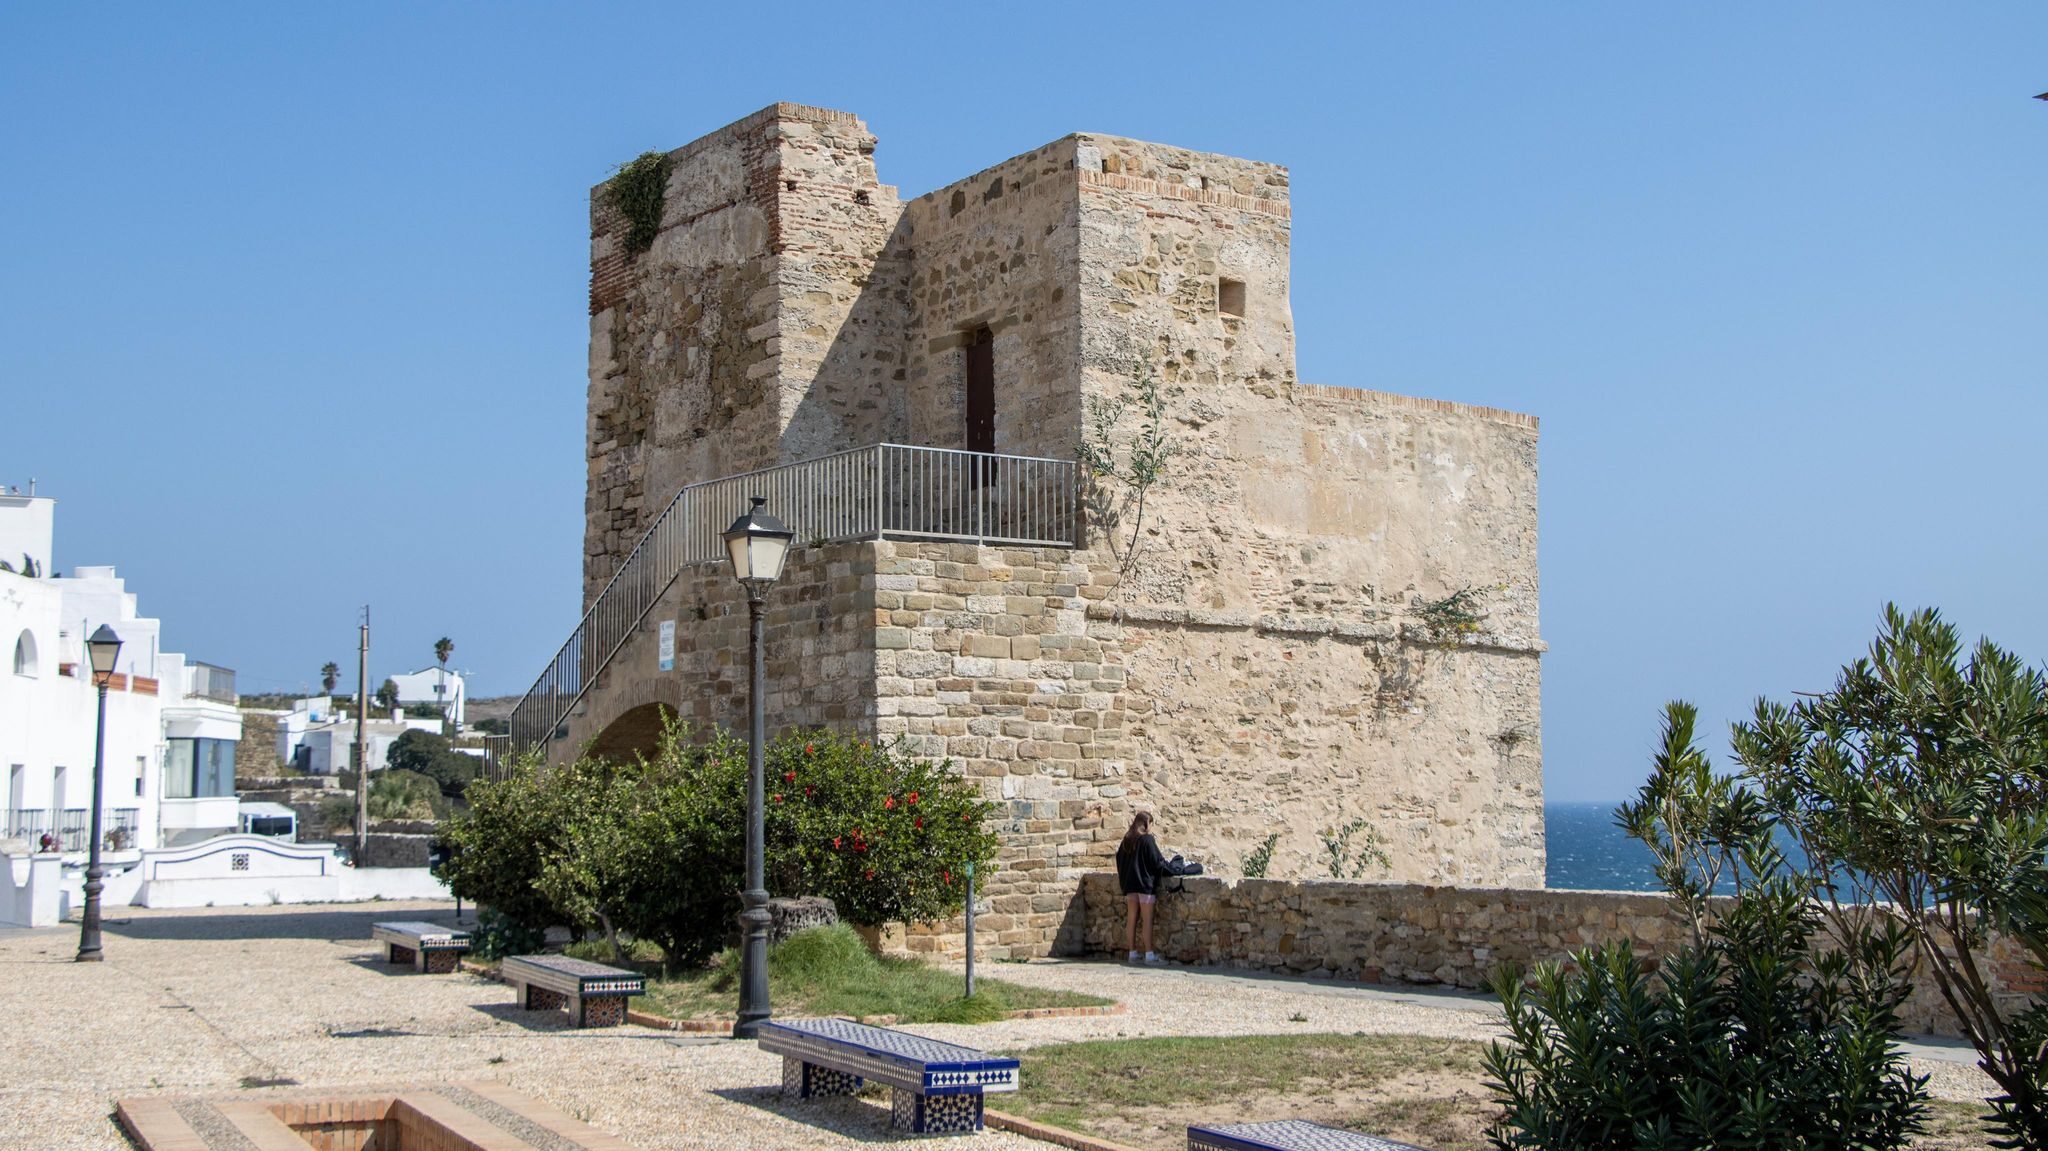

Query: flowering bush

[761,729,999,928]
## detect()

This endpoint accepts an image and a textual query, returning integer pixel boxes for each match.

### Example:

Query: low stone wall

[1077,872,2033,1039]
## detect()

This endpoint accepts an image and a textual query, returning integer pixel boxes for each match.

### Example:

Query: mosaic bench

[501,954,645,1028]
[1189,1121,1435,1151]
[757,1017,1020,1135]
[370,921,473,974]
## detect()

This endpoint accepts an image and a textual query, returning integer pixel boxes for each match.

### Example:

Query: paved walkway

[0,902,1052,1151]
[0,902,2001,1149]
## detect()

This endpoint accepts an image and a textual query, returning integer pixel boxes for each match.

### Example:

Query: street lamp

[722,495,792,1039]
[76,624,122,963]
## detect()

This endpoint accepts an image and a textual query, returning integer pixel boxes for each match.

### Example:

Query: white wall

[388,667,464,726]
[0,495,55,578]
[1,568,165,850]
[0,850,62,928]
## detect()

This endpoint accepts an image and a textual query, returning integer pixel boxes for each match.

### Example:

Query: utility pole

[355,606,370,867]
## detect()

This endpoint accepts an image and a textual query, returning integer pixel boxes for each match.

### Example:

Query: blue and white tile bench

[1188,1121,1434,1151]
[502,954,646,1027]
[757,1018,1020,1135]
[370,920,472,974]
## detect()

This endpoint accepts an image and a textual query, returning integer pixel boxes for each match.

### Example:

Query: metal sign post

[964,860,976,1000]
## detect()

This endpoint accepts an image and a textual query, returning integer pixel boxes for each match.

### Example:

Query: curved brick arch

[565,675,685,764]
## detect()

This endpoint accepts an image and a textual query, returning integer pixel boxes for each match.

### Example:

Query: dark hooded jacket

[1115,832,1171,896]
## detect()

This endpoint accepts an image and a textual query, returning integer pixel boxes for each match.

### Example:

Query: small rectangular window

[1219,278,1246,318]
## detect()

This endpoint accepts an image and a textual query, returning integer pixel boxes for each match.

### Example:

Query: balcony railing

[505,444,1079,760]
[52,808,140,852]
[189,662,237,704]
[4,809,49,841]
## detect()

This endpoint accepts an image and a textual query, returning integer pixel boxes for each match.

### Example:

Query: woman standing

[1114,812,1171,966]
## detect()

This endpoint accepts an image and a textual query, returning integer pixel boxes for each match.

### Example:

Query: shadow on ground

[709,1085,903,1143]
[103,904,465,944]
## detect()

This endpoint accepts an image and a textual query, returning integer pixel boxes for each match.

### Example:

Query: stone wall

[896,139,1083,459]
[584,106,785,606]
[1077,872,2036,1040]
[559,539,878,755]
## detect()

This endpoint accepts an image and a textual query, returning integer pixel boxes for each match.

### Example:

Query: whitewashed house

[276,696,437,775]
[387,665,465,727]
[0,493,243,858]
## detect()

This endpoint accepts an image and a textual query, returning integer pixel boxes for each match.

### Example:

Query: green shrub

[433,752,561,933]
[471,905,547,961]
[367,769,447,821]
[1484,702,1929,1150]
[434,725,999,970]
[385,729,478,798]
[1734,606,2048,1148]
[760,728,1000,928]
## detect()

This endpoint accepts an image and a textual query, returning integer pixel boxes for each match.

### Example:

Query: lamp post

[723,495,793,1039]
[76,624,122,963]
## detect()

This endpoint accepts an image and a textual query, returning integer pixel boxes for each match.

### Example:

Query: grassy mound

[637,923,1110,1024]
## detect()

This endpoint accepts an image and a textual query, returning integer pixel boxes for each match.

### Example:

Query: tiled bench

[370,921,472,974]
[1189,1121,1435,1151]
[758,1017,1020,1135]
[502,955,645,1028]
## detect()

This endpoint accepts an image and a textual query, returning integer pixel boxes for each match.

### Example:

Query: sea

[1544,801,1811,892]
[1544,801,1661,891]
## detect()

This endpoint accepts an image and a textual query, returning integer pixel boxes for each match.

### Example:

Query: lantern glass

[722,497,795,586]
[85,624,123,682]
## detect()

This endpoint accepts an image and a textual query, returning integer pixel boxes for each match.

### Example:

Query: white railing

[503,444,1079,759]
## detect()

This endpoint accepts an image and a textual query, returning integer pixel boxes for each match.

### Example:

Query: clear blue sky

[3,5,2042,801]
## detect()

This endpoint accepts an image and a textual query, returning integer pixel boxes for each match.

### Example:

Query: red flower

[884,796,896,810]
[943,869,952,885]
[832,837,842,849]
[855,842,867,853]
[784,771,797,783]
[864,869,875,881]
[915,817,923,829]
[805,743,815,755]
[907,791,919,805]
[772,794,783,803]
[804,786,815,798]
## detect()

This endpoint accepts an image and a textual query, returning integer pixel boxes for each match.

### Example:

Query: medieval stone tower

[552,102,1544,956]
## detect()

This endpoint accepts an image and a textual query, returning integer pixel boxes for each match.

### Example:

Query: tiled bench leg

[523,984,567,1012]
[422,949,460,975]
[578,996,626,1028]
[782,1057,864,1100]
[388,943,416,967]
[890,1088,983,1134]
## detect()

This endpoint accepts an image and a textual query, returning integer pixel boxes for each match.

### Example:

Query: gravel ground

[0,902,2003,1150]
[0,902,1056,1151]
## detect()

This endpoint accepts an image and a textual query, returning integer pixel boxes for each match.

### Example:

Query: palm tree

[433,637,455,728]
[320,662,340,695]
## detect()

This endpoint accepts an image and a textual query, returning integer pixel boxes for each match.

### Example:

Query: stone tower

[564,103,1545,955]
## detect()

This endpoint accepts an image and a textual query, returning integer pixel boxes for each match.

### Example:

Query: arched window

[12,630,38,677]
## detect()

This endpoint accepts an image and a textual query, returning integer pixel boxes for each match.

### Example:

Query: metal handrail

[504,443,1080,759]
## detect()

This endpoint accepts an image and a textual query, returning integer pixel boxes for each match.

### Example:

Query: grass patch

[1001,1032,2004,1151]
[626,924,1109,1025]
[1003,1032,1496,1151]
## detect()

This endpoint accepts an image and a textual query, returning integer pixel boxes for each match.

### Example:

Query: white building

[1,493,242,858]
[386,665,465,727]
[276,696,437,775]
